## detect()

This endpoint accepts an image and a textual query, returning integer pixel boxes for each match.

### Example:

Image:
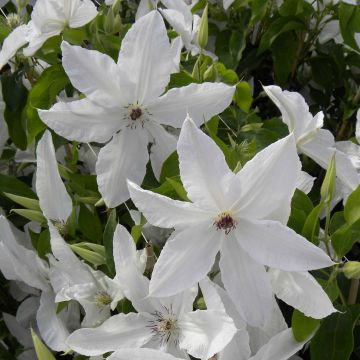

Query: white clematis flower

[0,0,97,69]
[67,224,237,359]
[128,116,334,327]
[38,11,235,208]
[263,85,359,194]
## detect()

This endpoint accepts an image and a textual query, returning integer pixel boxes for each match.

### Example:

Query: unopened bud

[6,13,21,29]
[343,261,360,279]
[197,4,208,49]
[111,0,122,14]
[203,64,217,82]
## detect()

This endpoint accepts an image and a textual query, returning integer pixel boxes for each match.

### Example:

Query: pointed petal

[149,221,222,297]
[178,116,234,209]
[0,24,28,69]
[301,130,359,191]
[38,98,123,143]
[169,36,183,74]
[235,218,335,271]
[149,82,235,127]
[178,309,237,359]
[117,11,173,103]
[61,41,123,105]
[109,349,182,360]
[296,171,315,194]
[3,313,33,348]
[66,313,153,356]
[269,269,337,319]
[128,180,212,228]
[263,85,323,141]
[248,328,308,360]
[68,0,97,28]
[233,134,301,224]
[220,235,273,327]
[36,130,72,223]
[96,127,149,208]
[36,291,69,352]
[146,121,177,180]
[0,216,49,291]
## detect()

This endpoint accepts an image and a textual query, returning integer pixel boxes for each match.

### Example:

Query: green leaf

[166,177,189,201]
[78,204,103,243]
[160,152,180,184]
[339,2,360,51]
[310,305,360,360]
[31,328,56,360]
[301,203,323,245]
[0,174,36,198]
[26,64,70,144]
[332,219,360,258]
[250,0,270,23]
[70,243,106,268]
[1,71,28,150]
[258,16,305,54]
[103,209,117,276]
[234,81,253,113]
[292,309,320,342]
[344,184,360,225]
[3,193,40,210]
[10,209,46,223]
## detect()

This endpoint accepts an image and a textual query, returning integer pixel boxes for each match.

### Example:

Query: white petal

[96,127,149,208]
[117,11,173,104]
[36,291,69,352]
[0,24,28,69]
[128,180,212,228]
[335,140,360,170]
[269,269,337,319]
[169,36,183,74]
[135,0,159,20]
[36,130,72,223]
[356,109,360,143]
[263,85,323,141]
[146,121,177,180]
[109,348,183,360]
[67,313,153,356]
[16,296,39,327]
[149,82,235,127]
[38,98,123,143]
[61,41,123,105]
[149,221,222,297]
[0,216,49,291]
[178,116,234,210]
[235,218,335,271]
[67,0,97,28]
[199,277,226,312]
[249,328,308,360]
[233,134,300,224]
[223,0,235,10]
[3,313,33,348]
[296,171,315,194]
[178,309,237,359]
[220,235,273,327]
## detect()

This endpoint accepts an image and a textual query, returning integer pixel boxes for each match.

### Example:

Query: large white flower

[128,116,334,327]
[67,224,236,359]
[0,0,97,69]
[263,85,359,194]
[38,11,235,208]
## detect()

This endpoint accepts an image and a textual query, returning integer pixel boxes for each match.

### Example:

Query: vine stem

[348,279,359,305]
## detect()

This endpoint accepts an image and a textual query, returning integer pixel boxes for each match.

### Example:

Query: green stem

[348,279,359,305]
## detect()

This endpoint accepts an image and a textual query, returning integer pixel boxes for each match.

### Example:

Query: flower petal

[269,269,337,319]
[96,127,149,208]
[235,218,335,271]
[232,134,300,224]
[0,24,28,69]
[146,121,177,180]
[38,98,123,143]
[248,328,308,360]
[3,313,33,348]
[61,41,123,105]
[177,116,234,210]
[149,82,235,127]
[178,309,237,359]
[66,313,153,356]
[220,234,273,327]
[128,180,212,228]
[109,348,183,360]
[36,130,72,223]
[149,221,222,297]
[67,0,97,28]
[36,291,69,352]
[296,171,315,194]
[117,11,173,104]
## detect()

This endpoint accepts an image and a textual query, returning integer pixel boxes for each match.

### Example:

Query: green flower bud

[343,261,360,280]
[197,4,208,50]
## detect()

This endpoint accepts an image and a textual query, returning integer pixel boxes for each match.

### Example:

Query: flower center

[214,212,237,235]
[148,307,179,345]
[94,292,112,306]
[130,107,142,120]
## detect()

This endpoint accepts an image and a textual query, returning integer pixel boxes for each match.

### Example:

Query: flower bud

[112,0,122,14]
[343,261,360,279]
[197,4,208,50]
